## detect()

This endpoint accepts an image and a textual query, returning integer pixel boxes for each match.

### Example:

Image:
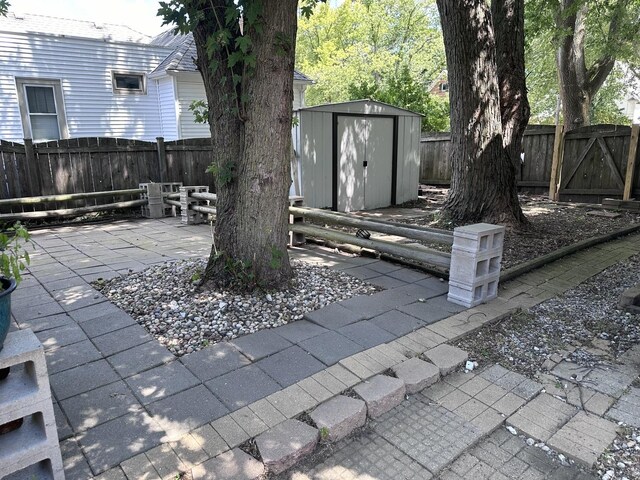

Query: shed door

[336,115,393,212]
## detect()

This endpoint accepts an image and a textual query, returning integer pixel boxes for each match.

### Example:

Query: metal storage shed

[294,100,422,212]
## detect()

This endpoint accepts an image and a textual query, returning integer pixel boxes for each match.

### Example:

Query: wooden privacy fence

[420,124,640,203]
[0,137,215,207]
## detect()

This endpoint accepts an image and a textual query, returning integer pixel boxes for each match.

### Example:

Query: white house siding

[0,31,172,142]
[156,76,178,141]
[175,74,211,139]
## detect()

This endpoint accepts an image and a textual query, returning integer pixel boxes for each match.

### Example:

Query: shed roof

[0,12,153,44]
[300,99,423,117]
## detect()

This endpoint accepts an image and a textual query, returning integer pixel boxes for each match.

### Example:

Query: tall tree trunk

[437,0,527,227]
[556,0,621,131]
[492,0,530,170]
[194,0,296,289]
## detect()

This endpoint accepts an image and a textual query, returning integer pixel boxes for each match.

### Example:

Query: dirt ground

[391,189,640,270]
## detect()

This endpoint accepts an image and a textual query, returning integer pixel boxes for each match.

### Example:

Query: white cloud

[12,0,168,36]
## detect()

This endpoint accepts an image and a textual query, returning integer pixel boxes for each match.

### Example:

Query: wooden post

[548,124,565,201]
[156,137,167,183]
[23,138,41,197]
[623,124,639,200]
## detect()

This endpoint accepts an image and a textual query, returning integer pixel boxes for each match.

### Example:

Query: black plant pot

[0,277,17,353]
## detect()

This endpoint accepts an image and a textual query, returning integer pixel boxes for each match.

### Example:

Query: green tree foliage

[525,0,640,126]
[297,0,450,131]
[0,1,9,16]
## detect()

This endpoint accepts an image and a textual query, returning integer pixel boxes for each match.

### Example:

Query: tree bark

[194,0,296,289]
[436,0,527,227]
[492,0,530,169]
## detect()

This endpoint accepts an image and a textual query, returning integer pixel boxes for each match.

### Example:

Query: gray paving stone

[192,448,264,480]
[13,300,65,322]
[180,341,251,382]
[108,340,174,378]
[249,398,287,428]
[392,357,440,394]
[548,411,619,467]
[366,260,404,274]
[305,303,367,330]
[337,321,396,348]
[370,309,425,336]
[210,414,251,447]
[60,379,142,432]
[367,274,409,289]
[372,394,484,474]
[92,324,154,357]
[146,385,230,441]
[53,401,73,440]
[192,424,228,457]
[35,323,88,350]
[256,419,318,474]
[606,386,640,426]
[70,301,130,324]
[273,319,328,343]
[386,267,429,283]
[507,393,577,442]
[206,364,281,411]
[338,294,397,318]
[299,330,364,365]
[480,364,511,383]
[229,329,292,361]
[552,361,591,382]
[93,467,128,480]
[14,312,74,333]
[583,364,636,398]
[125,361,200,405]
[77,411,166,474]
[230,406,269,437]
[310,395,367,442]
[50,359,120,400]
[423,344,469,375]
[290,432,432,480]
[397,301,453,325]
[60,437,94,480]
[268,384,317,418]
[353,374,406,418]
[255,345,325,387]
[423,294,468,314]
[145,444,188,479]
[78,310,136,337]
[344,264,383,280]
[45,338,102,374]
[414,277,450,296]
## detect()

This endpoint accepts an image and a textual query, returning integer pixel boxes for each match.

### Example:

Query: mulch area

[391,189,640,270]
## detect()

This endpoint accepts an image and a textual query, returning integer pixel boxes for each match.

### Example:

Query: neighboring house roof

[301,99,423,117]
[150,31,314,82]
[0,12,152,44]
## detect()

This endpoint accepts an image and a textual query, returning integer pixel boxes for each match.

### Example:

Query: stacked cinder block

[180,186,210,224]
[0,330,64,479]
[161,182,183,217]
[139,183,164,219]
[447,223,505,308]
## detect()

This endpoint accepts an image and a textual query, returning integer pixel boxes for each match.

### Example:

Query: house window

[112,72,146,94]
[15,78,68,141]
[440,82,449,92]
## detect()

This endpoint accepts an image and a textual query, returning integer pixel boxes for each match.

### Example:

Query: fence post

[156,137,167,183]
[623,124,639,201]
[447,223,505,308]
[23,138,41,197]
[548,124,565,201]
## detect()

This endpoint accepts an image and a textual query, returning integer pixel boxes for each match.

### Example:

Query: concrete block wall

[180,186,210,225]
[0,330,64,479]
[448,223,505,308]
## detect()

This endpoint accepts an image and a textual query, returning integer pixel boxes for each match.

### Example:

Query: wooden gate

[558,125,634,203]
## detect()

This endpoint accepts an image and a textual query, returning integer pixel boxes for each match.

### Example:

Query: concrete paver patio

[5,217,640,479]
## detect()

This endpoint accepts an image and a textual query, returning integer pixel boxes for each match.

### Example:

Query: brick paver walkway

[6,218,640,479]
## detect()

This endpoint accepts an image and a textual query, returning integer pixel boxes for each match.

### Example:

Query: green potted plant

[0,221,31,353]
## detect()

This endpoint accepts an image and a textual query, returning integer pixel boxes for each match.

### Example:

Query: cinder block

[392,357,440,394]
[255,419,318,474]
[139,183,165,219]
[448,223,505,308]
[180,186,210,225]
[353,374,406,418]
[0,331,64,479]
[423,344,468,376]
[310,395,366,442]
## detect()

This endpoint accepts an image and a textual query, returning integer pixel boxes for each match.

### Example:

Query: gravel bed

[93,259,378,356]
[454,251,640,479]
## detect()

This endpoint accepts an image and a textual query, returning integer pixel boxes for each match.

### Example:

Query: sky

[13,0,168,36]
